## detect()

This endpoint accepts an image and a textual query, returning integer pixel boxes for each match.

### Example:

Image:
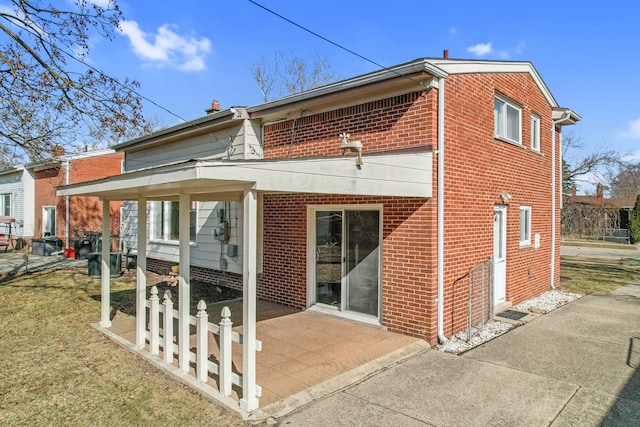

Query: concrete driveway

[277,283,640,426]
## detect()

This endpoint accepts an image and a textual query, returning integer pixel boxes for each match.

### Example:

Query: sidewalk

[277,283,640,426]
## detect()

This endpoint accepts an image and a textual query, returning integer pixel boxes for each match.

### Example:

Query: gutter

[550,109,581,289]
[436,76,447,343]
[65,159,70,249]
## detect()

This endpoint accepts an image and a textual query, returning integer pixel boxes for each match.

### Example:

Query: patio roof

[56,149,433,201]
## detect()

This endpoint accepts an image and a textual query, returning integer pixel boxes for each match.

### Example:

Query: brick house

[32,149,123,250]
[59,57,579,411]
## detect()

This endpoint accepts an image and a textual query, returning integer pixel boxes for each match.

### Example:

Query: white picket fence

[144,285,262,398]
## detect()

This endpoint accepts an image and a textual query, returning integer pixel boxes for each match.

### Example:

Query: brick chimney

[443,49,449,59]
[52,145,64,157]
[596,183,604,207]
[206,99,221,115]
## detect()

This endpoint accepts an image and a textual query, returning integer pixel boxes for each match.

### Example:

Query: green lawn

[559,256,640,294]
[0,269,246,426]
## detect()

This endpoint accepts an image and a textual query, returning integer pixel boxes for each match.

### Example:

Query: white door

[493,206,507,304]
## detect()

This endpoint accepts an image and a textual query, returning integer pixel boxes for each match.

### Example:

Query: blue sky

[82,0,638,189]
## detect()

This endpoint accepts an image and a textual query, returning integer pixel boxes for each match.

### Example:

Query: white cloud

[449,26,456,36]
[119,20,211,71]
[86,0,114,7]
[467,42,492,57]
[621,117,640,139]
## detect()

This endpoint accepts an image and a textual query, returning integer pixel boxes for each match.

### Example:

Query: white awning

[57,150,432,201]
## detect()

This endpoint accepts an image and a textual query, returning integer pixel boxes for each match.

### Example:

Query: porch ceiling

[56,149,432,201]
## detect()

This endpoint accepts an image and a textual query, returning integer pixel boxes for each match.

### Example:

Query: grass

[0,268,246,427]
[559,256,640,294]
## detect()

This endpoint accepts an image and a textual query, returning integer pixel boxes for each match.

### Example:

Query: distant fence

[0,239,86,277]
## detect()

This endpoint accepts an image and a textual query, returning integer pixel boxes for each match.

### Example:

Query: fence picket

[219,306,233,396]
[196,300,208,383]
[149,286,159,355]
[163,290,174,363]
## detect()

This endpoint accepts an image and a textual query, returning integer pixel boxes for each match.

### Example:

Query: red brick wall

[436,72,558,342]
[33,153,123,248]
[258,72,560,344]
[260,90,439,338]
[68,153,123,246]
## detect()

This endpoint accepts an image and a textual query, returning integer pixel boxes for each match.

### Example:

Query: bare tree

[608,162,640,198]
[250,51,338,102]
[562,130,626,193]
[0,0,150,164]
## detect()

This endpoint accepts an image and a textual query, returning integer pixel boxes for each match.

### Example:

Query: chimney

[443,49,449,59]
[596,183,604,207]
[571,184,576,197]
[206,99,221,115]
[52,145,64,157]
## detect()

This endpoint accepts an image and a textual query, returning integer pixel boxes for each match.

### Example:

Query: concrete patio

[102,299,425,419]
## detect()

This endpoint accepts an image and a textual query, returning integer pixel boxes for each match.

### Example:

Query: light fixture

[339,132,363,169]
[501,191,512,203]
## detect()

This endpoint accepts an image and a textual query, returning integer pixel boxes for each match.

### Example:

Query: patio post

[136,197,147,348]
[178,193,191,373]
[100,199,111,328]
[240,189,259,411]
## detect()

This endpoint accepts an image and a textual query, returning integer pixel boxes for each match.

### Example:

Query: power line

[247,0,428,88]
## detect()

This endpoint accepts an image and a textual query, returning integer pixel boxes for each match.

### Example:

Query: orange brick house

[32,149,123,250]
[59,57,579,411]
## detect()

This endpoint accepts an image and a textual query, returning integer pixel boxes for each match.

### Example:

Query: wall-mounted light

[501,191,512,204]
[339,133,363,169]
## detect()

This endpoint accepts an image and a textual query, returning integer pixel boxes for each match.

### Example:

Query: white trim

[494,94,522,145]
[531,114,541,152]
[519,205,532,247]
[42,205,56,237]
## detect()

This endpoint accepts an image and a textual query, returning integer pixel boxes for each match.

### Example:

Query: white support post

[219,306,232,396]
[136,197,147,348]
[149,286,159,355]
[240,189,259,412]
[178,193,191,373]
[100,199,112,328]
[196,300,208,383]
[163,290,174,364]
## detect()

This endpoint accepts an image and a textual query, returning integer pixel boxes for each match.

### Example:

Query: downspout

[437,77,447,343]
[550,113,568,289]
[65,159,70,249]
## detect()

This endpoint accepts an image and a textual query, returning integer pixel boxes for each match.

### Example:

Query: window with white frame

[43,206,56,237]
[0,193,11,216]
[531,114,540,152]
[520,206,532,246]
[151,200,197,243]
[494,95,521,144]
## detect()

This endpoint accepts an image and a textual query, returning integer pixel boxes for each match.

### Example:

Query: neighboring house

[563,183,635,243]
[58,57,580,411]
[0,164,36,240]
[30,149,124,249]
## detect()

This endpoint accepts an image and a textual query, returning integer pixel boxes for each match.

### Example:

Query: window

[43,206,56,237]
[0,193,11,216]
[494,95,521,144]
[520,206,532,246]
[151,201,197,243]
[531,114,540,152]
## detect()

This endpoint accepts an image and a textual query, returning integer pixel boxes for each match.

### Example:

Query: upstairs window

[531,114,540,152]
[494,95,521,144]
[151,201,197,243]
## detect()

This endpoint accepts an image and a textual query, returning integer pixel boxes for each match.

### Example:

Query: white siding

[0,168,34,238]
[120,117,264,273]
[122,199,244,275]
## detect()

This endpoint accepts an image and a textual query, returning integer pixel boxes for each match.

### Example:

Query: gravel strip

[437,289,584,354]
